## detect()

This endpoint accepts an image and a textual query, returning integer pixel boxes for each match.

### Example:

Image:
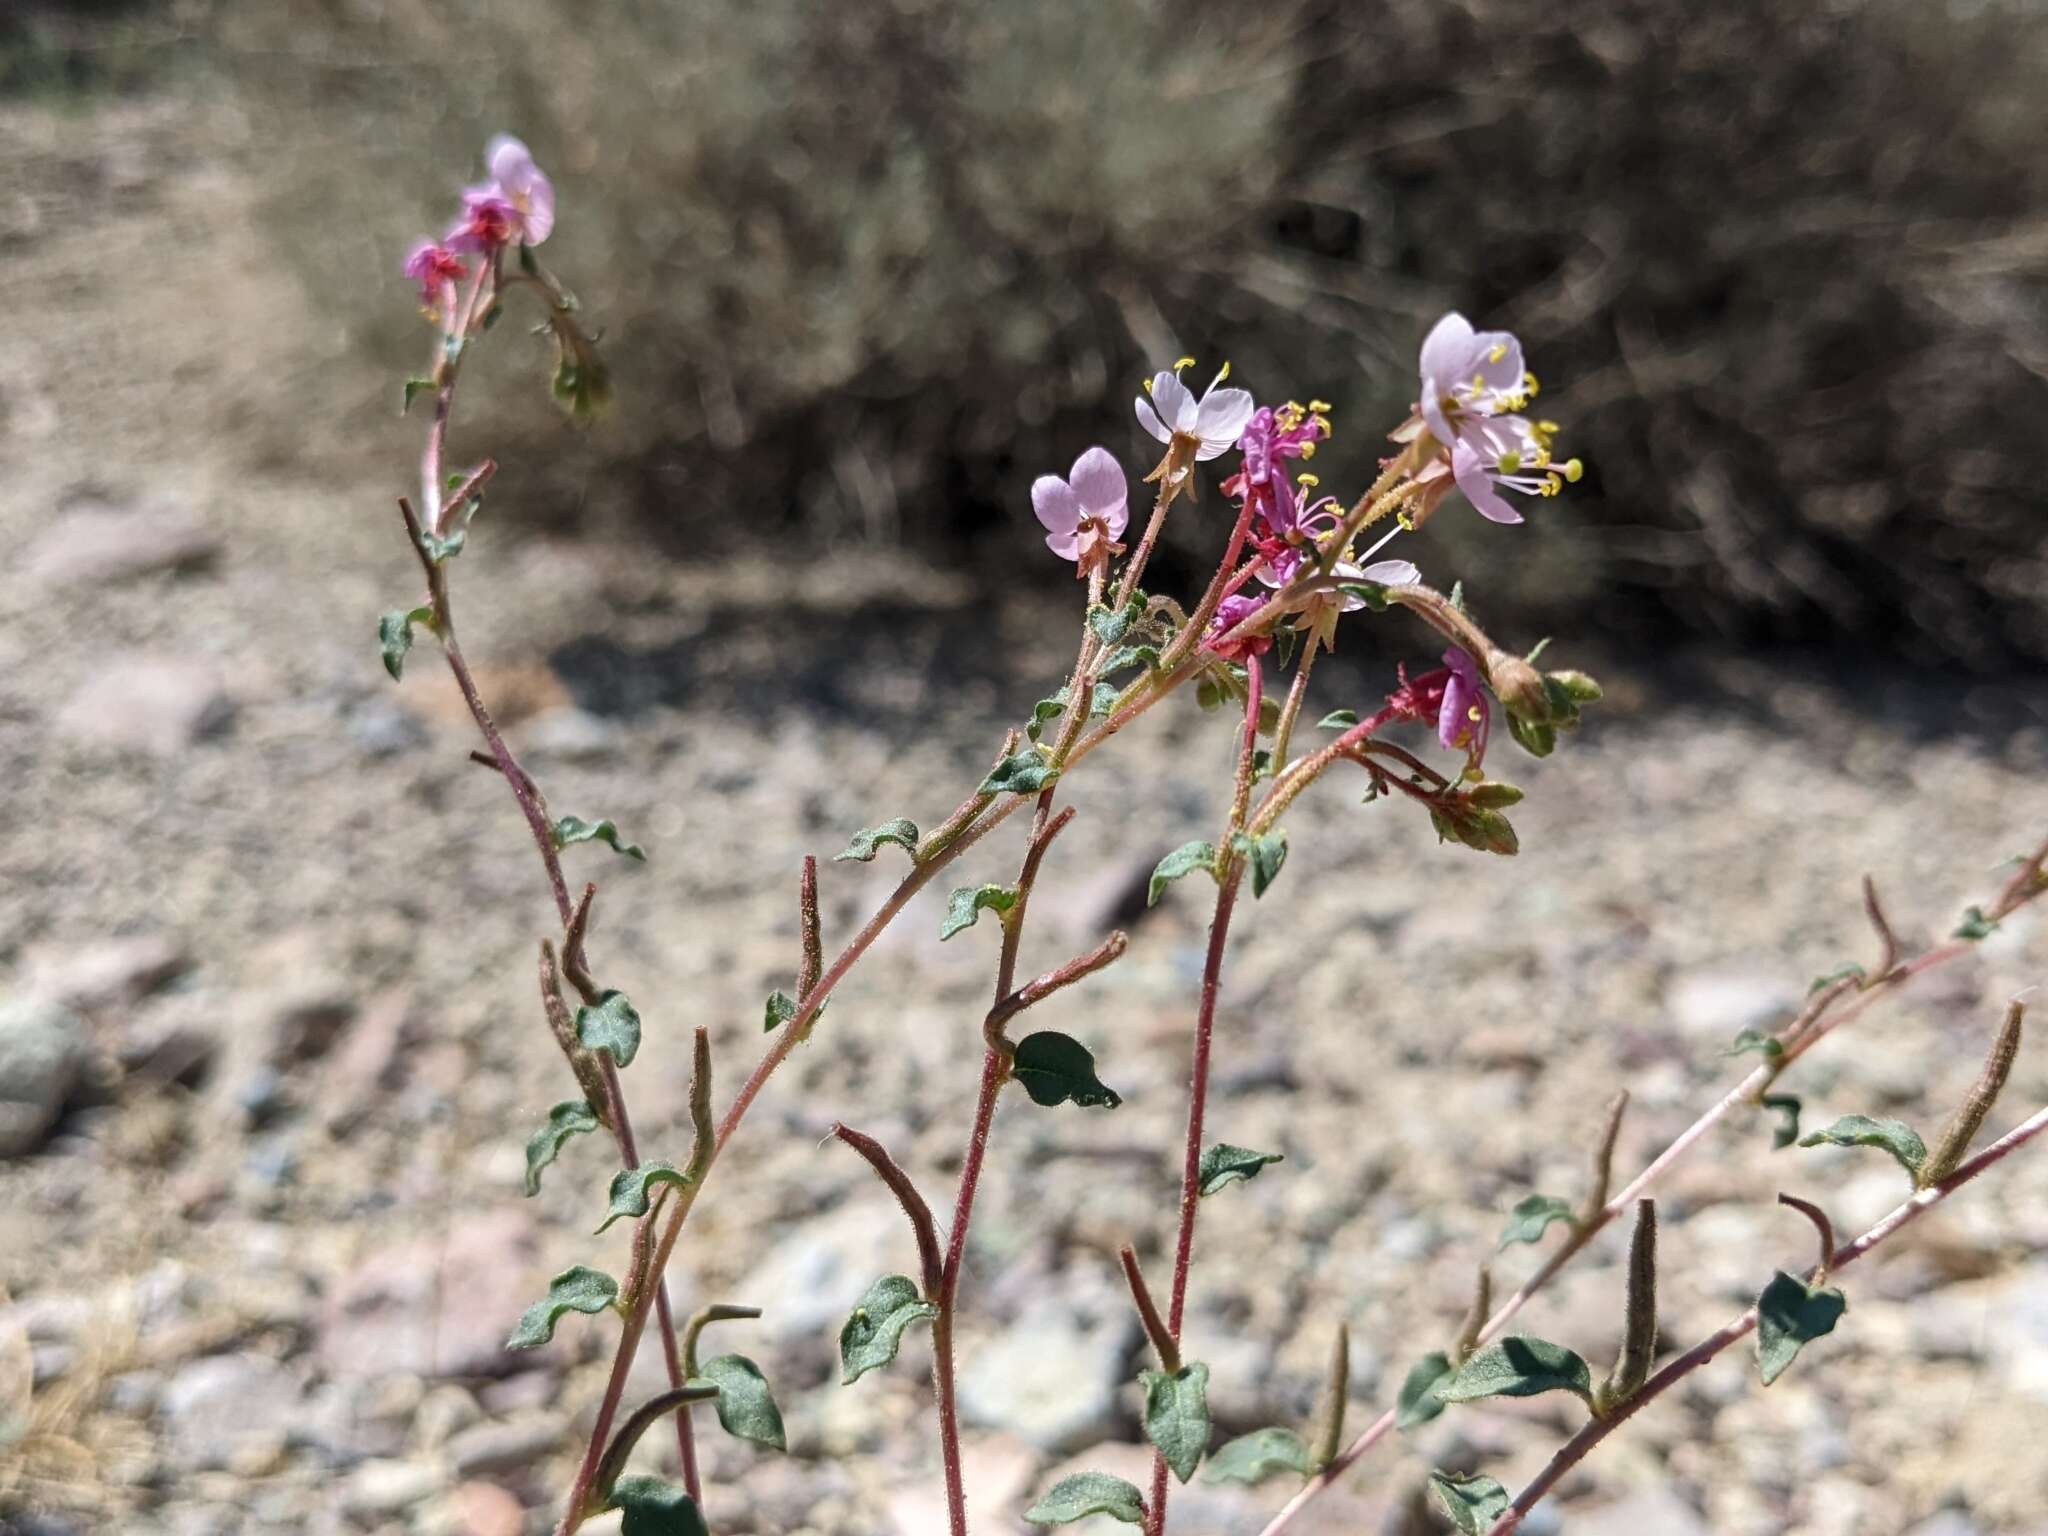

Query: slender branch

[1120,1246,1181,1374]
[1255,847,2048,1536]
[1486,1103,2048,1534]
[832,1124,943,1297]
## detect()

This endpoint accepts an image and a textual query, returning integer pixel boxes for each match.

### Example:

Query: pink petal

[1360,559,1420,586]
[1451,440,1525,525]
[1043,527,1081,561]
[1067,446,1128,535]
[1133,395,1171,446]
[1030,474,1080,537]
[1149,371,1195,433]
[1418,312,1474,443]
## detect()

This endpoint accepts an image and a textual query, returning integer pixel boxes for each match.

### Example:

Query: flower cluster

[402,136,555,310]
[1406,311,1583,525]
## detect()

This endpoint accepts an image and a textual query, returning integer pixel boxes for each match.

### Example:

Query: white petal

[1359,559,1420,585]
[1067,446,1128,536]
[1134,395,1171,445]
[1451,440,1525,525]
[1467,328,1526,399]
[1030,474,1080,536]
[1149,371,1195,434]
[1418,311,1474,444]
[1044,527,1081,561]
[1193,387,1255,456]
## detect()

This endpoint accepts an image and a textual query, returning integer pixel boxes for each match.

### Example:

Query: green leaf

[839,1275,938,1385]
[1024,1472,1147,1526]
[596,1159,694,1233]
[1395,1351,1455,1430]
[1437,1336,1593,1406]
[1204,1426,1313,1487]
[1197,1143,1284,1196]
[763,990,797,1033]
[523,1099,601,1197]
[1148,841,1218,907]
[1011,1031,1123,1109]
[1088,599,1145,647]
[1272,623,1300,671]
[607,1475,709,1536]
[1797,1114,1927,1180]
[1548,668,1603,703]
[507,1265,618,1349]
[1098,643,1161,676]
[940,883,1020,941]
[1761,1093,1803,1150]
[401,377,433,415]
[1230,829,1289,898]
[980,748,1061,796]
[1336,581,1390,611]
[1465,781,1525,809]
[1497,1194,1577,1250]
[1954,906,1999,941]
[1755,1270,1848,1387]
[576,991,643,1069]
[551,348,613,423]
[1426,1471,1511,1535]
[693,1353,785,1450]
[834,818,919,863]
[1141,1361,1212,1484]
[1027,684,1121,742]
[1317,709,1358,730]
[378,606,435,682]
[1725,1028,1785,1061]
[553,815,647,862]
[1808,962,1866,994]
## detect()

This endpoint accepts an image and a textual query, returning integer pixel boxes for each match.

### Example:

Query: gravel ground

[5,92,2048,1536]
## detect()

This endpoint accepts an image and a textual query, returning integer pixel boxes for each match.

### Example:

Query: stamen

[1563,458,1584,483]
[1174,356,1196,373]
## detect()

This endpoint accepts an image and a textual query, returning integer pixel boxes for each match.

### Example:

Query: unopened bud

[1548,669,1604,704]
[1485,650,1551,723]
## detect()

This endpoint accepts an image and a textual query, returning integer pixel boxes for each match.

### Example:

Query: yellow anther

[1141,377,1153,395]
[1538,419,1560,435]
[1487,343,1508,364]
[1174,356,1197,373]
[1468,704,1483,723]
[1216,359,1232,382]
[1499,451,1523,474]
[1503,392,1529,411]
[1299,441,1317,459]
[1297,473,1320,487]
[1563,458,1584,483]
[1397,511,1416,532]
[1309,399,1333,413]
[1523,371,1540,396]
[1540,475,1563,497]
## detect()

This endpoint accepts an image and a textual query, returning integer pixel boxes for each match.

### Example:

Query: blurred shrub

[206,0,2048,664]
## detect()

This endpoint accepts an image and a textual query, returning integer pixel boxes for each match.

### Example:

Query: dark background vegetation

[9,0,2048,667]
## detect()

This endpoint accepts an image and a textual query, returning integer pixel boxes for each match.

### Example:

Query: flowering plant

[375,139,2048,1536]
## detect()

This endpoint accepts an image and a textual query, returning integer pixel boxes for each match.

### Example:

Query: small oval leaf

[554,815,647,862]
[693,1352,786,1450]
[507,1265,618,1350]
[834,819,920,863]
[596,1160,694,1233]
[1427,1470,1511,1535]
[1204,1426,1313,1487]
[839,1275,938,1385]
[523,1099,601,1197]
[1197,1143,1284,1196]
[1024,1471,1146,1527]
[1141,1361,1211,1484]
[1497,1193,1576,1251]
[1395,1350,1456,1430]
[1797,1114,1927,1180]
[1012,1032,1123,1109]
[1756,1270,1847,1386]
[1148,841,1218,908]
[940,884,1020,941]
[1437,1336,1592,1405]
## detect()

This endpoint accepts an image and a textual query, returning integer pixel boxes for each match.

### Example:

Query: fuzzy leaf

[378,606,434,682]
[553,815,646,862]
[1725,1028,1785,1060]
[1808,962,1866,994]
[839,1275,937,1385]
[1755,1270,1848,1386]
[1204,1426,1313,1487]
[1231,829,1289,898]
[607,1476,709,1536]
[523,1099,601,1197]
[980,748,1061,796]
[1317,709,1358,730]
[596,1160,694,1233]
[693,1353,785,1450]
[1395,1351,1456,1430]
[1148,841,1218,907]
[1438,1336,1593,1405]
[1797,1114,1927,1179]
[1198,1143,1284,1196]
[1088,599,1146,647]
[1027,684,1120,742]
[1011,1031,1122,1109]
[401,377,434,415]
[507,1265,618,1350]
[763,990,797,1033]
[1427,1471,1511,1535]
[1497,1194,1576,1251]
[1507,713,1556,758]
[940,884,1020,941]
[834,818,919,863]
[1336,581,1390,611]
[1024,1472,1147,1527]
[1761,1093,1803,1150]
[1141,1361,1212,1484]
[1099,643,1161,676]
[1954,906,1999,941]
[576,990,643,1069]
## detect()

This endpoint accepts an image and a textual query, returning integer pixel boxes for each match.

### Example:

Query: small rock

[56,655,233,755]
[749,1202,914,1343]
[957,1292,1136,1453]
[445,1414,570,1478]
[1568,1486,1710,1536]
[22,933,190,1014]
[1666,967,1794,1039]
[317,992,416,1134]
[519,705,620,760]
[1903,1516,1985,1536]
[343,1457,444,1516]
[413,1383,484,1453]
[23,498,219,587]
[0,998,90,1157]
[348,698,430,758]
[160,1353,303,1472]
[318,1212,540,1380]
[448,1480,527,1536]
